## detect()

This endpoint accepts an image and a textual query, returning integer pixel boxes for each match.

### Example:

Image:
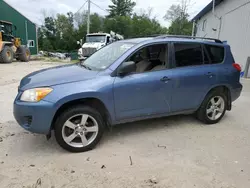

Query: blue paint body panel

[13,37,243,134]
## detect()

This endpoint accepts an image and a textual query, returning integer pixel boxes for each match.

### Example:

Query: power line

[90,1,109,14]
[75,0,88,14]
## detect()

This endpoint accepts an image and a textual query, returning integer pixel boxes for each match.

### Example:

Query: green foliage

[168,17,192,35]
[90,13,104,32]
[108,0,136,17]
[42,38,53,51]
[164,0,193,36]
[131,14,167,37]
[39,12,78,52]
[38,2,168,52]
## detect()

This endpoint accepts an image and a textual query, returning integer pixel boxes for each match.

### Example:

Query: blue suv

[13,35,242,152]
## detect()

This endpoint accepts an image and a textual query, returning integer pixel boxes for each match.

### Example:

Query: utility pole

[87,0,90,34]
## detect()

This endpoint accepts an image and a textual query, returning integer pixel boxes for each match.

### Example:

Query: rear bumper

[13,99,56,134]
[231,83,243,102]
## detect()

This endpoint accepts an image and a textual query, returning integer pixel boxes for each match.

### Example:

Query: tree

[168,17,192,35]
[42,38,53,51]
[90,13,104,33]
[104,16,132,37]
[44,17,56,37]
[74,11,88,28]
[55,12,76,51]
[108,0,136,17]
[38,5,168,52]
[164,0,193,35]
[131,13,167,37]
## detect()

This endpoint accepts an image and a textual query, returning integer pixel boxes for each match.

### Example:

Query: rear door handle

[205,72,215,78]
[160,76,171,82]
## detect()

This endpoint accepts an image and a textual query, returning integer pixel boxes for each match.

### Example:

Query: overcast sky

[5,0,211,27]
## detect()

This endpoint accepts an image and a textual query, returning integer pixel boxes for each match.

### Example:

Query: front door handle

[160,76,171,82]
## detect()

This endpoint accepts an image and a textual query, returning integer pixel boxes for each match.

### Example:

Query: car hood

[19,63,98,90]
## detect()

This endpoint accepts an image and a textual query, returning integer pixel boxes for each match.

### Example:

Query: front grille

[82,47,97,57]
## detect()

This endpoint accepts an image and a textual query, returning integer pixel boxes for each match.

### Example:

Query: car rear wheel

[54,105,105,152]
[196,89,227,124]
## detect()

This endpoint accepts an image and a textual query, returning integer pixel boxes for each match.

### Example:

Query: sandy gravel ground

[0,61,250,188]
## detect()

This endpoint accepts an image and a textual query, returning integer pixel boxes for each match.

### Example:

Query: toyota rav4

[14,35,243,152]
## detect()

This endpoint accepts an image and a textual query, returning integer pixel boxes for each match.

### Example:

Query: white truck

[77,31,124,60]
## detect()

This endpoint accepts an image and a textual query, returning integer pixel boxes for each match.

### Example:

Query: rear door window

[205,45,225,64]
[174,43,203,67]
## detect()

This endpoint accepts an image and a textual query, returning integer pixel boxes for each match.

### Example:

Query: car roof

[120,36,226,46]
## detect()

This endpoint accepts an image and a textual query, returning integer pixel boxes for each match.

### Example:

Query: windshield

[1,24,12,35]
[82,42,135,70]
[86,35,106,43]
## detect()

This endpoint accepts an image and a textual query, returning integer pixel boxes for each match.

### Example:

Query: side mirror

[118,61,136,76]
[77,41,80,45]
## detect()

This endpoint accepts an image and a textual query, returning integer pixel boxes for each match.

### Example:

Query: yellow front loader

[0,20,30,63]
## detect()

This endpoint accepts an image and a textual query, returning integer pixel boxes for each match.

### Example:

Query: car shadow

[100,114,202,145]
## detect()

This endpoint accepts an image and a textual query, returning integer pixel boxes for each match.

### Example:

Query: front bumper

[13,99,56,134]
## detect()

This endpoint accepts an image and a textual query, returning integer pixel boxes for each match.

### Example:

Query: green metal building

[0,0,38,54]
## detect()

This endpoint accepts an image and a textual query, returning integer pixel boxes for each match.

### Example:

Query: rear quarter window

[174,43,203,67]
[205,45,225,64]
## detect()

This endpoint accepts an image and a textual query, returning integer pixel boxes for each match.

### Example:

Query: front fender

[52,92,106,110]
[44,78,116,123]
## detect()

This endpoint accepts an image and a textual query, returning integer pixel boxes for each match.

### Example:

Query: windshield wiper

[80,63,92,70]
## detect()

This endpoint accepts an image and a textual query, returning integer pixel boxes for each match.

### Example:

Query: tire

[16,46,30,62]
[0,46,13,63]
[196,89,227,124]
[54,105,105,152]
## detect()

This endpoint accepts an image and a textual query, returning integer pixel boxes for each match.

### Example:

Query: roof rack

[128,34,164,39]
[155,35,222,43]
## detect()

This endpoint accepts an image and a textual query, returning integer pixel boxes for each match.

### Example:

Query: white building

[192,0,250,77]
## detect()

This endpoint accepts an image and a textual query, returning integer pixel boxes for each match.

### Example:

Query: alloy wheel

[206,96,225,121]
[62,114,99,148]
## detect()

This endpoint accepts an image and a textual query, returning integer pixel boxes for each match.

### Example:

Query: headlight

[20,87,53,102]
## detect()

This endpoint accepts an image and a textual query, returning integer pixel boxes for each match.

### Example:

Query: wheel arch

[51,97,112,131]
[0,42,13,52]
[201,85,231,111]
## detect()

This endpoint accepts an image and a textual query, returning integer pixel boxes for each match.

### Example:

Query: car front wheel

[54,105,105,152]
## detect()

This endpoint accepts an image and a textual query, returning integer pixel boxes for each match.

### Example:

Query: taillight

[233,63,241,71]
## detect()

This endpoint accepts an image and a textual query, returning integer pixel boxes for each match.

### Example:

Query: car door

[170,42,218,112]
[113,43,173,121]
